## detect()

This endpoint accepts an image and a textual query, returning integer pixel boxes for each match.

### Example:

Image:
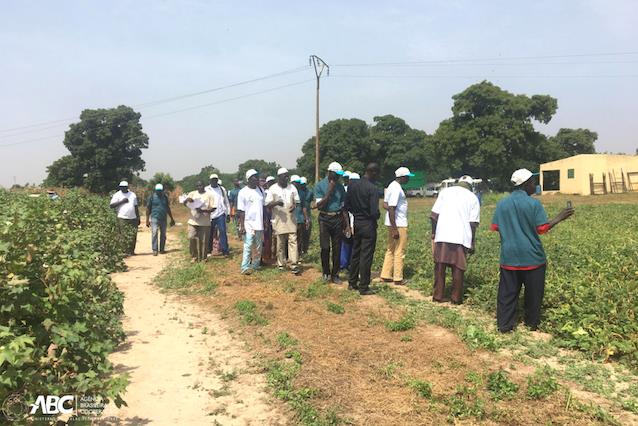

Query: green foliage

[326,302,345,315]
[0,189,128,416]
[526,366,560,399]
[148,172,176,193]
[234,300,268,325]
[385,314,416,332]
[549,128,597,158]
[407,379,432,399]
[446,384,486,421]
[236,159,281,181]
[276,332,298,349]
[154,260,216,295]
[487,369,519,400]
[303,280,334,299]
[44,106,149,193]
[177,165,221,191]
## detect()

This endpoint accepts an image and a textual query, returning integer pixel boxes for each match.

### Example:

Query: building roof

[541,153,638,167]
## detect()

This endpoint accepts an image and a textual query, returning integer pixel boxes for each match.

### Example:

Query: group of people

[110,162,575,332]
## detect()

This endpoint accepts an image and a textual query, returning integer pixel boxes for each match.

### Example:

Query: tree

[549,128,597,158]
[178,165,221,190]
[44,105,149,193]
[432,81,558,189]
[236,159,281,181]
[148,172,176,193]
[296,118,374,182]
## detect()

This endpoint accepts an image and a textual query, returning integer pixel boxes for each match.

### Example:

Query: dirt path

[99,226,286,425]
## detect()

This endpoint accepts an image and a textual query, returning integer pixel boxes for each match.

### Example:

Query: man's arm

[238,210,246,234]
[316,181,336,210]
[134,206,140,225]
[469,222,479,253]
[166,196,176,226]
[430,212,439,239]
[545,208,575,232]
[146,197,152,227]
[369,184,380,220]
[388,206,399,239]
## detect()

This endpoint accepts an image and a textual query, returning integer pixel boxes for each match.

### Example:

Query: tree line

[44,81,600,193]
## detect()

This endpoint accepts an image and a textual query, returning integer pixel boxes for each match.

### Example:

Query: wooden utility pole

[310,55,329,183]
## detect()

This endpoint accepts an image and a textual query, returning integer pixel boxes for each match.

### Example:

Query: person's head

[365,163,381,181]
[457,175,473,191]
[209,173,219,187]
[299,176,308,188]
[327,161,344,181]
[265,176,275,188]
[343,171,352,186]
[510,169,538,195]
[119,180,129,193]
[233,179,241,189]
[277,168,290,187]
[394,167,415,185]
[196,180,205,192]
[246,169,259,188]
[154,183,164,195]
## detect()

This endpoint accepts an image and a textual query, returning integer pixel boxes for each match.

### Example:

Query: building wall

[540,154,638,195]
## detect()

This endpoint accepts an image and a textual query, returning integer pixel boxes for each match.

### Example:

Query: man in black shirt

[345,163,381,295]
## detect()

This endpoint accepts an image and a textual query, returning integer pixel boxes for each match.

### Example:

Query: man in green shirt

[146,183,176,256]
[314,162,350,283]
[491,169,574,332]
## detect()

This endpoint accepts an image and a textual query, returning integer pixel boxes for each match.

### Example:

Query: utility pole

[309,55,329,183]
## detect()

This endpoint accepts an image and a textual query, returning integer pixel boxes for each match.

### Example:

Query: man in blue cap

[146,183,175,256]
[491,168,574,332]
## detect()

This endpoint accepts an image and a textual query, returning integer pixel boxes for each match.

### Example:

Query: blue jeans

[151,218,167,252]
[241,231,263,272]
[210,215,229,255]
[340,239,353,270]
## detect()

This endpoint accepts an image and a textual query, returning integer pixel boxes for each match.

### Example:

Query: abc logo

[30,395,75,415]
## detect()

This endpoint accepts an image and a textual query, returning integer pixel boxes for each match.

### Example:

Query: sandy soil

[99,226,286,425]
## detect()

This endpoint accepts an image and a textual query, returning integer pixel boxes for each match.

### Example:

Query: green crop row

[0,190,128,420]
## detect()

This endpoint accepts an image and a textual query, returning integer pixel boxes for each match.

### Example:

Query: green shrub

[526,366,560,399]
[408,379,432,399]
[385,314,416,332]
[487,369,519,400]
[326,302,345,315]
[234,300,268,325]
[0,190,128,419]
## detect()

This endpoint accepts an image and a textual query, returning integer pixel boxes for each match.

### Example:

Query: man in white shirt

[265,168,301,274]
[380,167,414,285]
[205,173,231,256]
[430,175,480,304]
[183,180,217,262]
[109,180,140,255]
[237,169,265,274]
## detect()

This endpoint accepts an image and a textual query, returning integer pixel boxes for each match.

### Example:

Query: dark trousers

[296,223,308,258]
[497,266,546,332]
[319,214,343,277]
[433,263,464,302]
[349,219,377,290]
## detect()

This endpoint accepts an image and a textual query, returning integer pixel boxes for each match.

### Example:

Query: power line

[0,65,309,134]
[333,51,638,67]
[0,79,314,148]
[331,73,638,79]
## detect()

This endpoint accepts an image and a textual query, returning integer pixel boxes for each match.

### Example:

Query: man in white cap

[183,180,217,262]
[146,183,175,256]
[237,169,265,274]
[265,168,301,274]
[491,168,574,332]
[380,167,414,285]
[109,180,140,255]
[314,161,349,283]
[262,175,276,265]
[205,173,231,256]
[430,175,480,304]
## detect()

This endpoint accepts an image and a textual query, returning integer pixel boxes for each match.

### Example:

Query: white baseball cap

[245,169,259,180]
[511,168,538,186]
[458,175,473,184]
[349,172,361,180]
[277,167,289,176]
[344,170,352,178]
[154,183,163,190]
[218,179,223,185]
[327,161,344,175]
[290,174,301,182]
[395,167,415,178]
[300,177,308,184]
[265,176,275,183]
[119,180,129,187]
[209,173,219,179]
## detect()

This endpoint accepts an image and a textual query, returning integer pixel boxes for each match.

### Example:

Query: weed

[285,350,304,364]
[378,361,403,379]
[400,335,413,342]
[487,369,519,401]
[563,362,615,397]
[155,260,209,292]
[217,369,239,382]
[385,314,416,332]
[524,340,558,359]
[277,332,298,349]
[526,366,560,400]
[234,300,268,326]
[303,280,334,299]
[573,400,620,425]
[375,284,407,305]
[466,371,483,386]
[446,385,486,421]
[407,379,432,399]
[210,385,232,398]
[201,327,208,334]
[460,324,501,351]
[327,302,345,315]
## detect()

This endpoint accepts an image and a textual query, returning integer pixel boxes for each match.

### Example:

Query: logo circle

[2,393,29,421]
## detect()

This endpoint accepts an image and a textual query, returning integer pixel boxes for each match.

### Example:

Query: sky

[1,0,637,187]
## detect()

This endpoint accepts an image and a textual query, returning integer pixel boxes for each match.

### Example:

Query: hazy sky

[1,0,637,187]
